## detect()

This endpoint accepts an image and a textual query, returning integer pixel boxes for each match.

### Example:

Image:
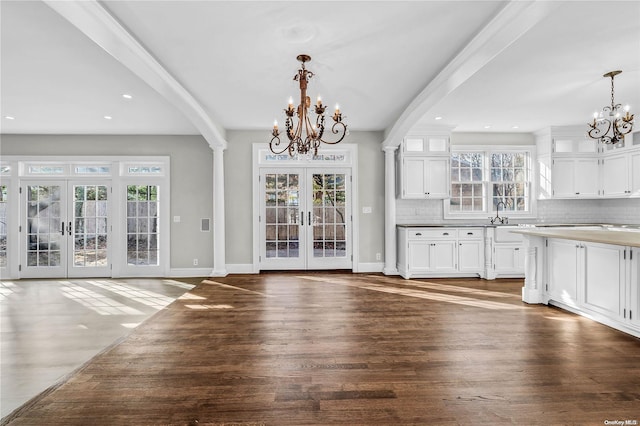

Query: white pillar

[212,145,228,276]
[383,145,398,275]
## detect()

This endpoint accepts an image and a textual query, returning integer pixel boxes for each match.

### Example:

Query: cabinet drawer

[458,228,484,240]
[408,228,458,239]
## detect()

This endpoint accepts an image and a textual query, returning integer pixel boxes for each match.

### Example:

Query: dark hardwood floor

[4,272,640,425]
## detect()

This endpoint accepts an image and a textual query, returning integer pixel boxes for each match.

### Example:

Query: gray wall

[224,129,386,266]
[0,134,214,269]
[1,131,386,270]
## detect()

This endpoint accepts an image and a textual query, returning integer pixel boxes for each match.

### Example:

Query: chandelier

[270,54,347,156]
[587,70,634,145]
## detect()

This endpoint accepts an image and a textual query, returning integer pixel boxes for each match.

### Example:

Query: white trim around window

[444,145,537,220]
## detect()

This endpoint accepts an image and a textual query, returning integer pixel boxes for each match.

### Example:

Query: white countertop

[511,228,640,248]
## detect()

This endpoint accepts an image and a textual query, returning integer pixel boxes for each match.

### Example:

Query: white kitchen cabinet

[431,240,458,272]
[493,244,524,275]
[602,152,629,197]
[551,157,600,198]
[397,227,484,278]
[545,238,639,336]
[407,241,431,273]
[458,228,484,273]
[401,157,449,199]
[582,243,625,319]
[547,239,580,307]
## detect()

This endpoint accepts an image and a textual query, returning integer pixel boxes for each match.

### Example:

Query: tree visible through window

[448,149,531,216]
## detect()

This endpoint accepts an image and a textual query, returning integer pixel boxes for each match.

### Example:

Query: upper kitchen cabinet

[402,135,450,156]
[398,131,451,199]
[602,147,640,197]
[536,126,602,200]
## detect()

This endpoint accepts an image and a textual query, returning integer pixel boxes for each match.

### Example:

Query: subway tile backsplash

[396,198,640,225]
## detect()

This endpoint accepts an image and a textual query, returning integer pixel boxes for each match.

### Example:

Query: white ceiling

[1,1,639,141]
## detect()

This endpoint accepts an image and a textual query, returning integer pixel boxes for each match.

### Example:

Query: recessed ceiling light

[434,116,443,120]
[122,94,133,99]
[4,116,15,120]
[104,115,113,120]
[512,125,519,129]
[484,125,491,129]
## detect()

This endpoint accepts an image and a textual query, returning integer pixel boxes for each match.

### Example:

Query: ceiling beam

[43,0,227,150]
[383,0,561,147]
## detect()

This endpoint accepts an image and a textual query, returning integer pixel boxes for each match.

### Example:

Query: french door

[259,168,351,270]
[21,180,111,278]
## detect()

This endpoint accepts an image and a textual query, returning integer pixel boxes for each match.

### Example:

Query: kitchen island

[512,226,640,338]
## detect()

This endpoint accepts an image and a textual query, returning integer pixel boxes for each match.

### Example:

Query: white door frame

[1,156,170,279]
[252,144,359,273]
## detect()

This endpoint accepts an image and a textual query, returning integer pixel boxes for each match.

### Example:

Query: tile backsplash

[396,198,640,225]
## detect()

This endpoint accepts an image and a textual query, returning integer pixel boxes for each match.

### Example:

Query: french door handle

[301,212,304,226]
[309,211,311,225]
[69,221,72,236]
[61,222,65,235]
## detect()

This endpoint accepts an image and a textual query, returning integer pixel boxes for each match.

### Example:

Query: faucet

[489,201,509,225]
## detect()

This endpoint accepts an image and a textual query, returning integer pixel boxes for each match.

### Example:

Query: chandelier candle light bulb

[269,54,348,157]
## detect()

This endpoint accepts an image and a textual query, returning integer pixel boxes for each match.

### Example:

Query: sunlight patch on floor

[300,276,521,311]
[59,282,144,315]
[367,275,520,299]
[85,280,175,309]
[202,279,273,297]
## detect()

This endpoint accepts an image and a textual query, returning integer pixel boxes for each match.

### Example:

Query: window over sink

[446,146,535,219]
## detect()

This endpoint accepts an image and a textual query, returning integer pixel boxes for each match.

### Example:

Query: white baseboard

[169,268,214,278]
[226,263,257,274]
[356,262,385,273]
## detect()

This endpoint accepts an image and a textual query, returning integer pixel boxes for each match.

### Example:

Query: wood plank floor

[3,272,640,425]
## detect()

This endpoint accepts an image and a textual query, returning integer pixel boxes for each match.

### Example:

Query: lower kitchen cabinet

[545,238,638,336]
[493,244,524,276]
[397,227,484,279]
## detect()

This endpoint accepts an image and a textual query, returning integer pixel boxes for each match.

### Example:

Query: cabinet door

[425,158,449,198]
[582,243,625,318]
[574,158,600,197]
[408,241,431,273]
[430,241,457,272]
[458,240,483,272]
[630,151,640,196]
[552,158,576,198]
[494,244,524,274]
[403,158,427,198]
[602,154,629,196]
[547,239,579,306]
[630,248,639,326]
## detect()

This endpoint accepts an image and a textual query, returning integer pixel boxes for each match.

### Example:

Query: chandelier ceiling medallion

[587,70,634,145]
[270,54,347,156]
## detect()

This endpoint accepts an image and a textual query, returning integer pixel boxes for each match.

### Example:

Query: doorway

[253,145,358,272]
[21,180,111,278]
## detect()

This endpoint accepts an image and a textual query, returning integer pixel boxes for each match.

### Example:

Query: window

[446,147,533,218]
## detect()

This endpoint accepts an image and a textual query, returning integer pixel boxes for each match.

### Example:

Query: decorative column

[212,145,228,277]
[522,234,545,304]
[383,145,399,275]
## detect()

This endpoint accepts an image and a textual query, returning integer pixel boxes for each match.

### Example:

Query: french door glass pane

[264,173,299,258]
[126,185,159,266]
[26,185,62,267]
[73,185,108,267]
[0,186,7,267]
[312,173,347,259]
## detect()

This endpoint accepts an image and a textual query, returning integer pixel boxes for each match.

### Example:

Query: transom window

[447,148,533,218]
